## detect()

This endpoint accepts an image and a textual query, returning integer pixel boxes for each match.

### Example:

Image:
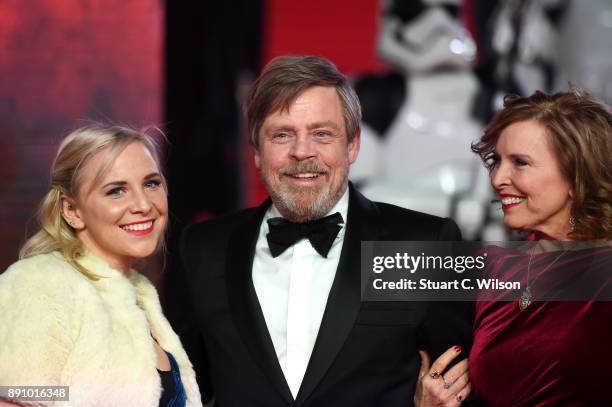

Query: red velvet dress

[469,245,612,406]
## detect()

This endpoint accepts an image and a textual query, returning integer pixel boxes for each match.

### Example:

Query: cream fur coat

[0,252,202,407]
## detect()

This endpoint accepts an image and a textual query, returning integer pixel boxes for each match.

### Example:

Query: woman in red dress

[469,89,612,406]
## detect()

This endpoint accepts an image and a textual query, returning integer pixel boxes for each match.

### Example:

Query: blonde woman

[0,125,202,406]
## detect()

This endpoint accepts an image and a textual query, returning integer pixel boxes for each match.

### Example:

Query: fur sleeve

[0,256,83,390]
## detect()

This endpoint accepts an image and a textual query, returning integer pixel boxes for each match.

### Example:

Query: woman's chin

[502,219,526,232]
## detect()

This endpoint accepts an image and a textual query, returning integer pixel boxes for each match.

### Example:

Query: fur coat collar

[0,252,202,406]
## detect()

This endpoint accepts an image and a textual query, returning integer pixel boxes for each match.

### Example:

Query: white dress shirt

[252,189,349,398]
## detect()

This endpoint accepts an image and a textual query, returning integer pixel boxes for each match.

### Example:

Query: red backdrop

[0,0,163,276]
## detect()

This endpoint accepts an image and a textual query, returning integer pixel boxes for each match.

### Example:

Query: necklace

[519,246,568,311]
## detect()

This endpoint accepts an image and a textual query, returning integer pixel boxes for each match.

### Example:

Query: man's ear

[60,195,85,230]
[254,148,261,170]
[348,130,361,165]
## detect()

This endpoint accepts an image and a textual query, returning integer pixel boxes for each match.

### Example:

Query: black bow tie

[266,212,344,258]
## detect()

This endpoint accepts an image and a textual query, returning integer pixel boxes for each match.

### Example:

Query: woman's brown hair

[472,88,612,240]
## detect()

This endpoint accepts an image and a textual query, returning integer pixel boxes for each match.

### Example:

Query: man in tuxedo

[174,55,473,406]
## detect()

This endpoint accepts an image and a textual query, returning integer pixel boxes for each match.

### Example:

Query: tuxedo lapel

[294,185,381,406]
[225,200,294,404]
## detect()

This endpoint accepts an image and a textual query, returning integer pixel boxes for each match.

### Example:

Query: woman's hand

[414,346,471,407]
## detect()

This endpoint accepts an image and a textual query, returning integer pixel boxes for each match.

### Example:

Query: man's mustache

[280,162,329,176]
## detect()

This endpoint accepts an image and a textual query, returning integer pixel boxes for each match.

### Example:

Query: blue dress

[158,351,186,407]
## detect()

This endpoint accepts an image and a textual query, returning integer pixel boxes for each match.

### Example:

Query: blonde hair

[20,124,166,279]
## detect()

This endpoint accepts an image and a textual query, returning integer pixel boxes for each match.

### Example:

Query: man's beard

[261,161,348,222]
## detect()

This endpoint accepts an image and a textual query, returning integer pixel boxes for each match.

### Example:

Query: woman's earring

[569,217,576,232]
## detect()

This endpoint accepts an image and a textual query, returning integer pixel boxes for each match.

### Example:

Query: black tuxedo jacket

[172,186,473,406]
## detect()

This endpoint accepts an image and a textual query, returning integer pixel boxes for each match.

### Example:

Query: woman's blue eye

[106,187,125,196]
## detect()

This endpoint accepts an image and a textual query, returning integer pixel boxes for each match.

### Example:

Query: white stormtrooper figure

[486,0,565,105]
[353,0,497,239]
